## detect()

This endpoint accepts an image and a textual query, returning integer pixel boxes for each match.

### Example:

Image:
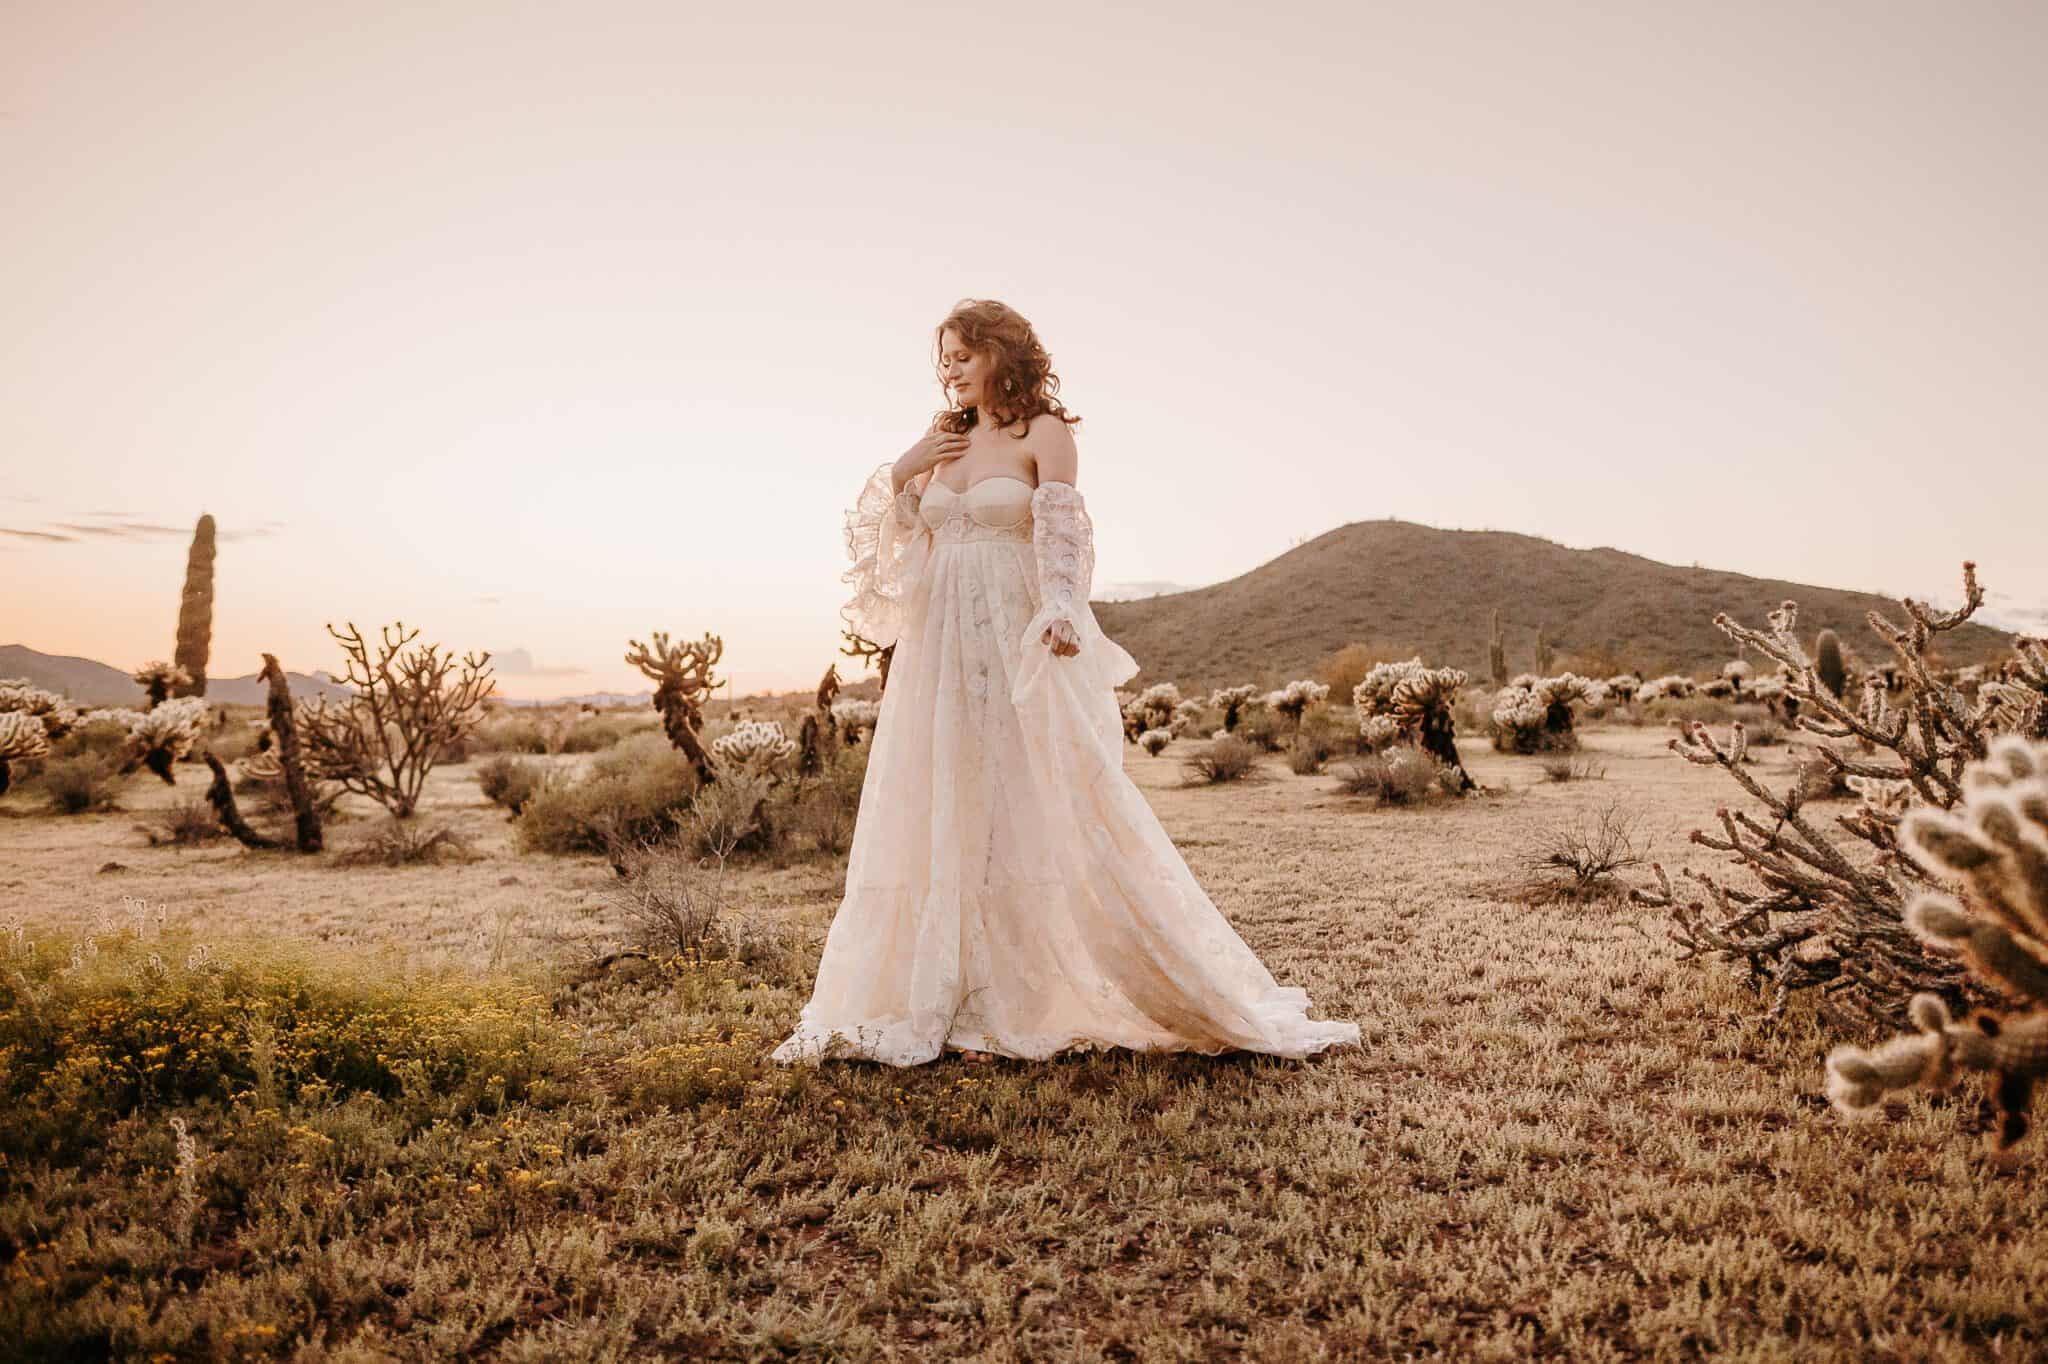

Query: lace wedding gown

[769,461,1361,1067]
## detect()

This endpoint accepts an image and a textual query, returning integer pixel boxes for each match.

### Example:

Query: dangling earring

[1003,378,1016,391]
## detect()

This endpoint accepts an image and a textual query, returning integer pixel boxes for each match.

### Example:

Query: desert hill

[0,645,352,707]
[1091,520,2015,693]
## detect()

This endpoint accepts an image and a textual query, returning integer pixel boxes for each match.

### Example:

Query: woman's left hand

[1043,620,1081,658]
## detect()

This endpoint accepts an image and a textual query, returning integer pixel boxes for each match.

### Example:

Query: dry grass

[1,724,2044,1358]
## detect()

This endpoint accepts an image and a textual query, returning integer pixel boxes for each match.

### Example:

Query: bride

[770,299,1360,1067]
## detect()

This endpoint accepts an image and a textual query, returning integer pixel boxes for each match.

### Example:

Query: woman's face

[939,328,999,411]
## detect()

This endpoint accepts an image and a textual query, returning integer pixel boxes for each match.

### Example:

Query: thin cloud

[491,647,588,678]
[218,521,284,543]
[475,595,504,606]
[0,527,74,542]
[50,522,186,540]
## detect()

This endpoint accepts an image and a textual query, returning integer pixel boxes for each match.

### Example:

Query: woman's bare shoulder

[1028,412,1079,483]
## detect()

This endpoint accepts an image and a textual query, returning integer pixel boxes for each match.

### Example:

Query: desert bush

[1637,563,2047,1025]
[1288,702,1355,775]
[1541,756,1605,783]
[515,733,702,855]
[677,765,778,859]
[1181,734,1262,785]
[336,819,476,867]
[473,711,552,754]
[1489,674,1600,754]
[1235,706,1286,752]
[1137,728,1171,756]
[1314,642,1409,703]
[40,752,122,814]
[0,925,571,1164]
[476,754,546,815]
[1333,743,1453,806]
[140,794,228,847]
[1822,734,2048,1149]
[1518,798,1645,903]
[297,622,495,818]
[1286,739,1326,775]
[786,742,869,855]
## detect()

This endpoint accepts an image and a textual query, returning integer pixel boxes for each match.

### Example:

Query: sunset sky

[5,2,2043,699]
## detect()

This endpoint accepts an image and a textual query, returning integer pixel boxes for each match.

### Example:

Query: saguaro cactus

[1815,628,1846,699]
[173,514,216,698]
[1488,609,1507,688]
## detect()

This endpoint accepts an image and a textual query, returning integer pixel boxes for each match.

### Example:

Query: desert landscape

[4,539,2046,1359]
[9,5,2046,1358]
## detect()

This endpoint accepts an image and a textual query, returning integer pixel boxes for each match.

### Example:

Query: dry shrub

[140,794,227,848]
[336,820,476,868]
[1333,743,1454,806]
[41,753,123,815]
[787,744,868,855]
[476,755,545,815]
[1518,799,1645,903]
[1541,756,1606,783]
[515,733,701,854]
[1314,640,1412,701]
[1294,702,1358,769]
[1234,708,1286,753]
[596,836,803,983]
[1182,734,1263,785]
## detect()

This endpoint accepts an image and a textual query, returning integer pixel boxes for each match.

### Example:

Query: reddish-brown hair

[928,299,1081,438]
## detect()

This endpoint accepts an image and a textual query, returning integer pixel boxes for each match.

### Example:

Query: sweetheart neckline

[924,474,1036,498]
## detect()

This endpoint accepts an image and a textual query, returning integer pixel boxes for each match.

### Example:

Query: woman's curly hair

[929,299,1081,438]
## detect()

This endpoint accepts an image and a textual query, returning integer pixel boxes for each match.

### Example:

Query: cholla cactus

[1352,658,1473,790]
[1137,728,1172,756]
[127,697,208,783]
[1638,563,2048,1026]
[1169,698,1207,737]
[1265,679,1329,729]
[1723,659,1754,693]
[1823,735,2048,1148]
[78,707,146,734]
[1489,674,1600,754]
[1979,637,2048,740]
[1603,674,1642,704]
[1637,674,1696,704]
[830,697,880,743]
[0,712,52,795]
[1206,683,1262,733]
[712,719,797,775]
[0,682,77,740]
[131,660,192,710]
[1123,683,1184,741]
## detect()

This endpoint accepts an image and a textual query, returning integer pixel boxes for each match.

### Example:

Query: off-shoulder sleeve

[839,460,931,649]
[1012,480,1139,713]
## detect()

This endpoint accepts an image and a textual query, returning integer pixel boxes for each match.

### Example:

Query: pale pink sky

[4,1,2043,698]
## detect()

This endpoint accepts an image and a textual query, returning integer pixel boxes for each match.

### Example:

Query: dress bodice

[921,475,1034,543]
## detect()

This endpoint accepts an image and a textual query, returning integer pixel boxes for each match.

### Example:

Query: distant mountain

[498,690,654,709]
[0,645,351,707]
[1089,521,2017,693]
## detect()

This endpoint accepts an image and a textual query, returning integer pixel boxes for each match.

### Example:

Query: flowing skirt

[770,527,1360,1067]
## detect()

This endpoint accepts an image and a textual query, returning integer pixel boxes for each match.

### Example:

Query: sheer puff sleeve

[1013,480,1140,711]
[840,460,931,649]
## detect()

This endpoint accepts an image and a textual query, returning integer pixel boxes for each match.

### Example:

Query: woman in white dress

[770,299,1360,1067]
